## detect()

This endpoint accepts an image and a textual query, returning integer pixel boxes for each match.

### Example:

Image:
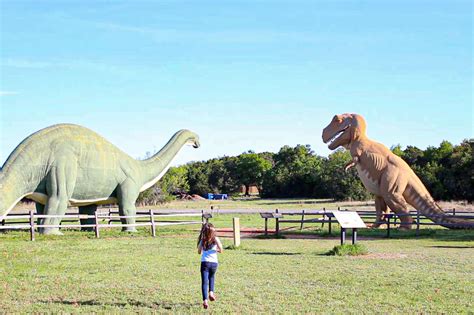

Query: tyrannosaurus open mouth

[326,125,349,148]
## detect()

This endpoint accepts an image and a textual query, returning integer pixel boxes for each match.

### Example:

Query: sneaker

[203,300,209,309]
[209,292,216,301]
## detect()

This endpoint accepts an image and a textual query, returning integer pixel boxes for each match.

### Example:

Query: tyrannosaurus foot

[367,222,387,229]
[397,225,412,230]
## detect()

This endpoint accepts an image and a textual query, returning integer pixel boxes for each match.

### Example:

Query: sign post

[332,211,366,245]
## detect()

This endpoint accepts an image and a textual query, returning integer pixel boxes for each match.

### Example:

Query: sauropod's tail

[0,170,30,220]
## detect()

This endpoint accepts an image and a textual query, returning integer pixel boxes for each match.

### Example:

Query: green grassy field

[1,213,473,313]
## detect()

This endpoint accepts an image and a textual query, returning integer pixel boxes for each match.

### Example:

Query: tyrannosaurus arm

[344,156,359,172]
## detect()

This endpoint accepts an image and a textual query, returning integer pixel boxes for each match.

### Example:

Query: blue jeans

[200,261,218,301]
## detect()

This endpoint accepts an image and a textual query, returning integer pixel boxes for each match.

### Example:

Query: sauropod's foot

[80,227,95,232]
[40,228,64,235]
[121,227,138,233]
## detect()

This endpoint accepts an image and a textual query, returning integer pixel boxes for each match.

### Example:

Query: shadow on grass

[39,299,195,310]
[254,234,287,239]
[255,226,474,242]
[428,245,474,249]
[357,228,474,242]
[251,252,301,256]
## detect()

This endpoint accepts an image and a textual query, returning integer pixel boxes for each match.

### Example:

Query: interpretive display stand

[332,211,367,245]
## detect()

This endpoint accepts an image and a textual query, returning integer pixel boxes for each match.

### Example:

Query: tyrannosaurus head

[322,113,367,150]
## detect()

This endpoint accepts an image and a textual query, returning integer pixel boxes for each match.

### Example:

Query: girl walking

[197,223,223,309]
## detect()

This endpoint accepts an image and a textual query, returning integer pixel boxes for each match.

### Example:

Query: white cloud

[1,58,127,75]
[1,58,52,69]
[94,21,320,44]
[0,91,18,96]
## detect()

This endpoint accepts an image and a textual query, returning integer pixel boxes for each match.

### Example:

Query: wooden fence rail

[0,210,209,241]
[273,208,474,237]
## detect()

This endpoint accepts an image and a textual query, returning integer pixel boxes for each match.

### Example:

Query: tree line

[138,139,473,204]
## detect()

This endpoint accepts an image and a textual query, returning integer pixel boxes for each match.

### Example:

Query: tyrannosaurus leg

[371,196,389,228]
[381,166,413,229]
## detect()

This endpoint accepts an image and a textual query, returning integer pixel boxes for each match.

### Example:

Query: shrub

[326,243,368,256]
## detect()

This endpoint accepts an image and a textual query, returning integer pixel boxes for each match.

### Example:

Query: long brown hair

[197,223,217,250]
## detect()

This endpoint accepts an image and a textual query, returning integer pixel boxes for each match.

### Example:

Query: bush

[326,244,368,256]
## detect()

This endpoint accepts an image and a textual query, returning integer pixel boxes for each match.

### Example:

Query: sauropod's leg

[117,180,139,232]
[35,203,45,229]
[41,152,77,235]
[79,204,97,231]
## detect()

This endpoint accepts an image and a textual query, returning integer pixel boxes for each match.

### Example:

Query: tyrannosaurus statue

[0,124,200,234]
[322,113,473,229]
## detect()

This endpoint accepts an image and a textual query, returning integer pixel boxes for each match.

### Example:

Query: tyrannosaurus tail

[410,189,474,229]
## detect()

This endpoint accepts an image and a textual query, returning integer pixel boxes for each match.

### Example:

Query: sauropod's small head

[191,138,200,148]
[180,130,200,148]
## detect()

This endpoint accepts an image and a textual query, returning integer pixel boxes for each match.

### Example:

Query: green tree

[235,152,272,196]
[320,150,372,201]
[261,145,324,198]
[443,140,473,201]
[391,144,404,157]
[186,161,211,196]
[159,166,189,195]
[403,145,424,166]
[137,165,189,205]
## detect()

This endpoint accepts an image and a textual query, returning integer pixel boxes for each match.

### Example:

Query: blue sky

[1,0,472,166]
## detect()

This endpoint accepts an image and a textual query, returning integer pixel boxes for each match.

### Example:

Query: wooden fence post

[108,208,112,225]
[233,217,241,247]
[275,209,280,235]
[150,209,156,237]
[95,211,100,238]
[386,215,391,238]
[416,210,420,237]
[452,208,456,216]
[300,210,305,230]
[321,207,326,228]
[328,215,332,235]
[29,210,35,241]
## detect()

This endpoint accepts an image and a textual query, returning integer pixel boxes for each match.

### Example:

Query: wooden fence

[272,207,474,237]
[0,209,210,241]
